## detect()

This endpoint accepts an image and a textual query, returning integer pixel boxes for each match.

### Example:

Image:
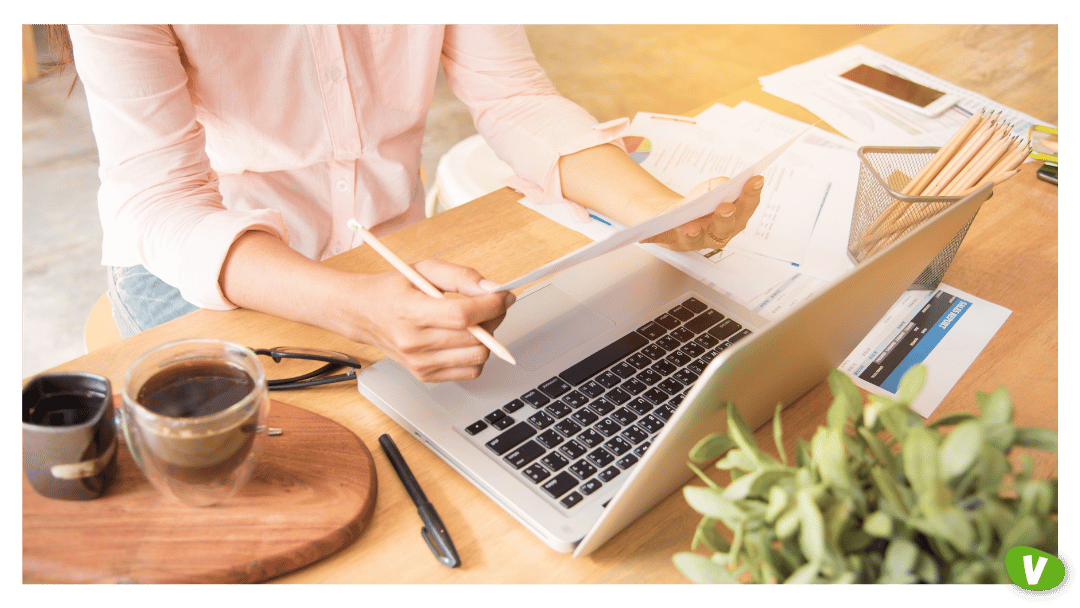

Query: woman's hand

[344,259,516,383]
[643,175,764,251]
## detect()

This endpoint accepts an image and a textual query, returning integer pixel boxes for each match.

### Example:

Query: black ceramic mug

[23,372,118,500]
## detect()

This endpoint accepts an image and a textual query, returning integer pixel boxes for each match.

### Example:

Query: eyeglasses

[252,347,363,391]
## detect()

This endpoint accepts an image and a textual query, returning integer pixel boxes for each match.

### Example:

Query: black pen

[378,433,461,568]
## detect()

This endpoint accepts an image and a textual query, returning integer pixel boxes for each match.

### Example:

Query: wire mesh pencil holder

[848,146,984,289]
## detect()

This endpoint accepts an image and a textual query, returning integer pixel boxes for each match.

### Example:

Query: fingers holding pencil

[347,219,518,381]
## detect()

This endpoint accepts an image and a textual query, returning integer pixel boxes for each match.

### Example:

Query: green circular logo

[1005,546,1066,591]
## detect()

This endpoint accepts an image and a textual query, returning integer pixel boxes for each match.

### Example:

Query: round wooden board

[23,400,377,584]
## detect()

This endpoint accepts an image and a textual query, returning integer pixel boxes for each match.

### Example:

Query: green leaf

[693,517,732,554]
[766,486,790,522]
[683,486,746,526]
[796,490,827,564]
[689,433,737,463]
[979,387,1014,424]
[1014,427,1058,451]
[775,506,801,539]
[723,467,792,501]
[938,420,983,480]
[772,402,788,465]
[877,403,922,443]
[726,402,762,465]
[928,412,977,428]
[716,448,757,472]
[869,465,909,515]
[673,552,740,584]
[902,427,941,498]
[982,421,1017,451]
[784,561,820,584]
[795,438,812,468]
[884,537,918,576]
[811,428,853,491]
[1001,516,1042,557]
[857,427,897,474]
[863,511,893,537]
[828,369,863,420]
[896,364,927,404]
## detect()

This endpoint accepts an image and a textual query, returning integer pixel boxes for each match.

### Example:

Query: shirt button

[332,246,343,256]
[336,180,348,192]
[328,66,341,81]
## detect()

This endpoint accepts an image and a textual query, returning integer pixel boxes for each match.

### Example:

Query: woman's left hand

[643,174,764,252]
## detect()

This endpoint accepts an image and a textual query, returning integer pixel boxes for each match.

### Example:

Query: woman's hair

[43,24,77,91]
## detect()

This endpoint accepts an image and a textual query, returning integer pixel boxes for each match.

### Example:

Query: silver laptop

[357,184,991,556]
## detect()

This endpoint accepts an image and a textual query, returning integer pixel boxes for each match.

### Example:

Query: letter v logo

[1024,554,1048,585]
[1006,546,1066,591]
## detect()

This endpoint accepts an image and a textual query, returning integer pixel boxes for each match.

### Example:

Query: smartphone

[832,63,959,118]
[1037,163,1058,186]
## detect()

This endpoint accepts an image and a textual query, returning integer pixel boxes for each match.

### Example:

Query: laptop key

[539,377,572,398]
[684,308,724,334]
[504,440,545,469]
[465,420,488,435]
[542,451,570,471]
[655,312,682,330]
[694,332,720,348]
[627,398,654,416]
[560,439,587,459]
[611,407,638,426]
[622,425,649,444]
[616,454,639,469]
[595,417,622,437]
[522,389,550,408]
[598,466,621,482]
[527,411,555,430]
[673,369,699,385]
[668,305,695,322]
[622,377,647,395]
[561,390,589,408]
[522,463,550,483]
[503,398,527,413]
[603,436,633,456]
[579,479,603,495]
[636,321,667,340]
[651,358,678,376]
[577,428,604,448]
[545,400,572,419]
[560,491,584,509]
[571,408,599,426]
[633,440,652,457]
[586,446,615,468]
[485,421,537,455]
[569,459,598,480]
[595,371,622,389]
[655,335,681,351]
[611,362,637,379]
[605,387,631,404]
[637,368,664,385]
[484,409,507,424]
[641,343,667,360]
[554,418,582,438]
[637,415,665,434]
[729,328,752,343]
[681,297,708,314]
[626,353,652,369]
[579,380,605,399]
[491,416,515,430]
[642,387,669,405]
[558,331,649,386]
[537,429,564,449]
[670,327,696,343]
[542,471,579,498]
[588,398,617,416]
[708,318,742,341]
[680,341,705,357]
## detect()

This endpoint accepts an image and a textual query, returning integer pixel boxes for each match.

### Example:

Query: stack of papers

[759,44,1051,147]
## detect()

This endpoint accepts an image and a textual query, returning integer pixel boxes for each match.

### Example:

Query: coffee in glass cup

[120,339,270,507]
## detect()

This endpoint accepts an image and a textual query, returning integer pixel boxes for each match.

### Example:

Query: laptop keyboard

[462,296,753,511]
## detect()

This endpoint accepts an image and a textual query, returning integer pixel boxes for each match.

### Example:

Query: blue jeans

[106,265,199,339]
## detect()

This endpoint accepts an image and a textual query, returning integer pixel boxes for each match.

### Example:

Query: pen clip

[418,503,461,568]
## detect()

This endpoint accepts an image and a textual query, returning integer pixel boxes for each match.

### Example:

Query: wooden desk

[25,25,1056,584]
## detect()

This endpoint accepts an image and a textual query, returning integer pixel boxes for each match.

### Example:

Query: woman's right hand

[343,259,516,383]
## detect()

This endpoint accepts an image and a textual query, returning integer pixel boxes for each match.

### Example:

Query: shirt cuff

[175,210,290,310]
[504,117,629,222]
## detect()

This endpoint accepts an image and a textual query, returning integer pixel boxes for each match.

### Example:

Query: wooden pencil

[901,109,986,196]
[346,219,517,366]
[941,131,1012,195]
[956,168,1020,197]
[921,115,1001,196]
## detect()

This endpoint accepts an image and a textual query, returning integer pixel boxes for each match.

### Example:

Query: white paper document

[495,128,807,292]
[838,284,1011,417]
[758,44,1053,147]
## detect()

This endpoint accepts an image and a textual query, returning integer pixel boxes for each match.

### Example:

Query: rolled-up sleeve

[440,25,627,209]
[69,25,289,310]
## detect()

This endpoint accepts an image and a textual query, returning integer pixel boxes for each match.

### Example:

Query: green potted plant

[673,365,1057,584]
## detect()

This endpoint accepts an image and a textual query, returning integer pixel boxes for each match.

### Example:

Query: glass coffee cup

[119,339,270,507]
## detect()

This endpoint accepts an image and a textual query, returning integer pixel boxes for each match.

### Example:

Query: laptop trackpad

[496,284,615,372]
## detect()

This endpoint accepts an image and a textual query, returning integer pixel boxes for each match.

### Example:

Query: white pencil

[348,219,516,366]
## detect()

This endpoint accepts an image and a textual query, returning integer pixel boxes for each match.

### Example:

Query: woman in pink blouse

[56,25,763,382]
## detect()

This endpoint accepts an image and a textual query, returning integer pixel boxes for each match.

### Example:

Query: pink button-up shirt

[68,25,627,309]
